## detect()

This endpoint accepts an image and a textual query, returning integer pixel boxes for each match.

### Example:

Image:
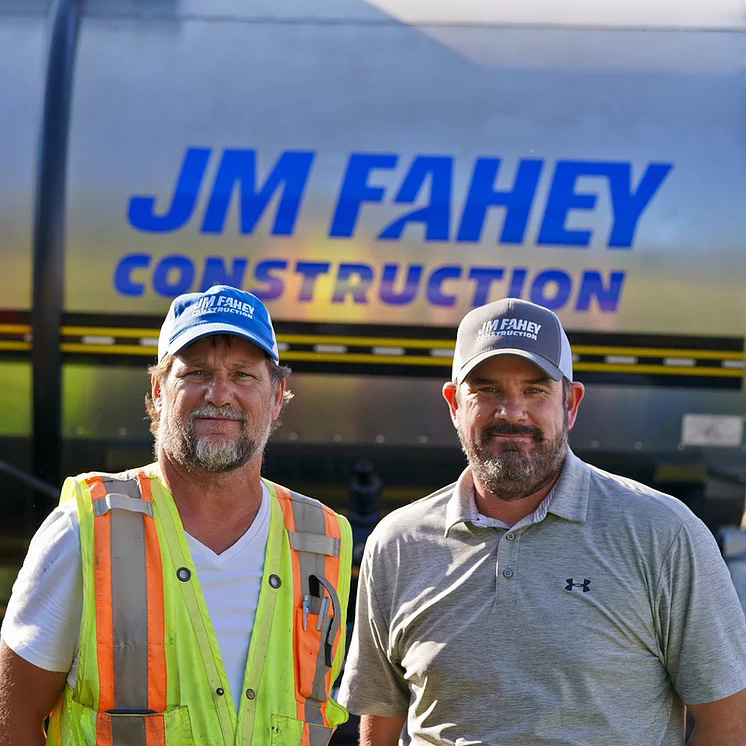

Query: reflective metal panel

[3,0,746,507]
[0,3,49,310]
[62,2,746,338]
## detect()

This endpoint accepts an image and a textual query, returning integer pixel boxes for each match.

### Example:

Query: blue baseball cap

[158,285,279,362]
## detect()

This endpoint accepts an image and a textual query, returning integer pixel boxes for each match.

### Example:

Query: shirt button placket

[496,529,519,604]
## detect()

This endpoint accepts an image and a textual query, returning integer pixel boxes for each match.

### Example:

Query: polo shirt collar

[444,449,590,536]
[444,468,479,537]
[545,450,590,523]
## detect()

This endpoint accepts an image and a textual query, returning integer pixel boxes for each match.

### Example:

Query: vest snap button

[246,688,256,700]
[176,567,191,582]
[268,574,281,588]
[216,687,224,696]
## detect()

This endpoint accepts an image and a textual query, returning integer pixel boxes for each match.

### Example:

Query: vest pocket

[77,703,194,744]
[295,606,334,700]
[270,715,334,746]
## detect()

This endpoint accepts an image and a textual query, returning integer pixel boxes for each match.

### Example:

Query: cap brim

[456,348,563,382]
[164,322,279,362]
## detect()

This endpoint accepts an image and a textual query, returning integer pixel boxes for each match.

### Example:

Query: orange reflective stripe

[297,602,325,713]
[275,482,298,534]
[88,477,116,713]
[137,475,167,715]
[87,472,168,744]
[95,711,113,745]
[145,713,166,743]
[273,484,306,721]
[320,507,344,722]
[271,482,345,728]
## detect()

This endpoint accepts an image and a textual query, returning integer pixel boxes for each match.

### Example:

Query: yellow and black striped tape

[0,321,743,382]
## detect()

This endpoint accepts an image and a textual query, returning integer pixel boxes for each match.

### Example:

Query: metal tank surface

[2,0,746,530]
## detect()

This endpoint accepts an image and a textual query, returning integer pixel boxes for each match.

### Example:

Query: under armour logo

[565,578,591,592]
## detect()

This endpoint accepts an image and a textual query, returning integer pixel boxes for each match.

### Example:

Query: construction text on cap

[452,298,573,383]
[158,285,280,363]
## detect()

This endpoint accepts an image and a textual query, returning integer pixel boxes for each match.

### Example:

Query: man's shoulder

[367,482,457,548]
[582,458,700,527]
[58,464,158,507]
[68,463,158,486]
[265,479,348,523]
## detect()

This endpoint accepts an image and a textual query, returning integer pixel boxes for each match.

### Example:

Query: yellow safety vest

[46,463,352,745]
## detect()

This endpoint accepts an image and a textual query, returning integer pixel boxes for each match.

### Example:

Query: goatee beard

[458,420,568,502]
[159,403,271,473]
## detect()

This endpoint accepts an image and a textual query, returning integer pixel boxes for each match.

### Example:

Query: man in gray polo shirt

[339,298,746,745]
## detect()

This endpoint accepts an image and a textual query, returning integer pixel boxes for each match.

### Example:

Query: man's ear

[566,381,585,430]
[272,379,285,420]
[442,381,460,426]
[151,374,163,412]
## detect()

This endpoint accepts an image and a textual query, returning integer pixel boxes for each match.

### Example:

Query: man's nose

[493,394,526,421]
[204,373,233,407]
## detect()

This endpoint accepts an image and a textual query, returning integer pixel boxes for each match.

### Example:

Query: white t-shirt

[1,483,270,712]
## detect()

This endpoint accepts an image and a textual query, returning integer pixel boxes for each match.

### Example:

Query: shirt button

[503,568,514,578]
[505,532,515,541]
[246,688,256,700]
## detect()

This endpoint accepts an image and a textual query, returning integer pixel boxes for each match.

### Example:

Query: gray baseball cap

[452,298,573,382]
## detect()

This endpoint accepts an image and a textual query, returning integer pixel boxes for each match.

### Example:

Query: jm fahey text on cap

[158,285,280,362]
[452,298,573,383]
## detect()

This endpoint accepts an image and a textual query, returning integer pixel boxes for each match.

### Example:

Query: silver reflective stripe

[289,497,327,605]
[110,714,146,744]
[288,530,339,557]
[304,701,325,731]
[307,721,333,746]
[93,494,154,517]
[101,477,151,721]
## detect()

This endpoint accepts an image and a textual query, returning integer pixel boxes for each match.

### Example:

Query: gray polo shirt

[339,451,746,745]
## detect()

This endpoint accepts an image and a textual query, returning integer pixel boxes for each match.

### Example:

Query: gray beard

[458,417,568,502]
[158,403,271,473]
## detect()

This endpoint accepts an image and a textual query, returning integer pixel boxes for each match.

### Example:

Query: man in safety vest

[0,285,352,745]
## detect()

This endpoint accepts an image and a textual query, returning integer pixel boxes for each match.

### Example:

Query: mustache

[189,404,248,422]
[483,423,543,440]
